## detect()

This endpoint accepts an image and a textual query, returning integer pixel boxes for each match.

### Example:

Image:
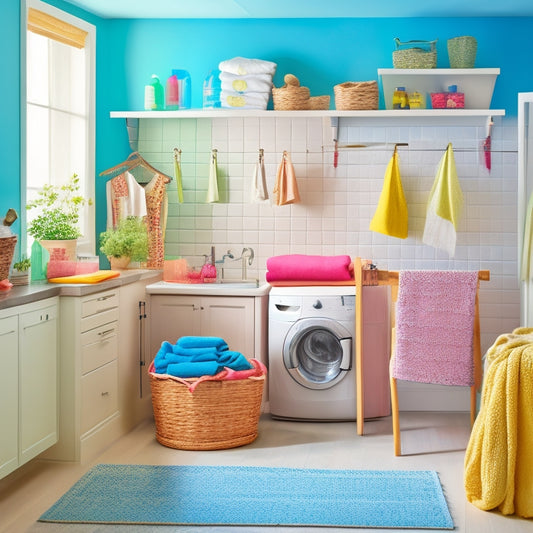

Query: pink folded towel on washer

[266,254,353,282]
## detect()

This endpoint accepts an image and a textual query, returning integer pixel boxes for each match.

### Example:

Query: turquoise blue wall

[2,3,533,252]
[114,17,531,113]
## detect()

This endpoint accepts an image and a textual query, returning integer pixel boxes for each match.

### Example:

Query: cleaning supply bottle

[165,74,179,110]
[30,240,47,281]
[392,87,409,109]
[145,75,164,111]
[171,69,191,109]
[203,70,221,108]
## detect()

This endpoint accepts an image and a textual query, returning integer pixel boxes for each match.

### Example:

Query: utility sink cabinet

[0,297,58,480]
[148,293,268,365]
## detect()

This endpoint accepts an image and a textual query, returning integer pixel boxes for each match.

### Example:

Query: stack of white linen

[218,57,277,110]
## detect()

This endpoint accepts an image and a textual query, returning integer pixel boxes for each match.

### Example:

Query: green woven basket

[393,38,437,69]
[447,36,477,68]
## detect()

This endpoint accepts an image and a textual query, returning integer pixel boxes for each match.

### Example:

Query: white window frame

[21,0,96,256]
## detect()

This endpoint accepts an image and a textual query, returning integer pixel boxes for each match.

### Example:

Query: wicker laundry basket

[334,81,379,110]
[0,235,17,281]
[149,361,266,450]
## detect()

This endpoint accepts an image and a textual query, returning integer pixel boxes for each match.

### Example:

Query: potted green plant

[26,173,92,260]
[99,216,149,269]
[11,256,31,285]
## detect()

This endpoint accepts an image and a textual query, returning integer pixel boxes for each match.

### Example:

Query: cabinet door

[149,295,201,359]
[201,297,255,356]
[0,315,19,479]
[19,303,58,464]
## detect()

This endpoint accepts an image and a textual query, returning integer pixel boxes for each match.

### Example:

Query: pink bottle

[165,75,179,110]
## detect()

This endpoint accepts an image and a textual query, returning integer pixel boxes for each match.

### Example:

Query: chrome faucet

[214,249,235,280]
[240,247,254,280]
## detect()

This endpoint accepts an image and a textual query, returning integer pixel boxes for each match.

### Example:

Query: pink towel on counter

[391,270,479,386]
[266,254,353,282]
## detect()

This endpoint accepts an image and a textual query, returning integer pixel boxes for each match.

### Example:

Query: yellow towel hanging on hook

[369,146,408,239]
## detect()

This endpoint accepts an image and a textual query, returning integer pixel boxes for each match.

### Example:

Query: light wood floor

[0,412,530,533]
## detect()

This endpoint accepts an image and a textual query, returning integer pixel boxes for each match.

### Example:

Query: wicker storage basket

[0,235,17,280]
[447,36,477,68]
[272,73,310,110]
[149,361,265,450]
[308,95,330,110]
[393,38,437,69]
[334,81,379,110]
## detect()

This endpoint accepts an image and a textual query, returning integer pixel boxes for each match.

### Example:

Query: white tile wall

[138,115,520,354]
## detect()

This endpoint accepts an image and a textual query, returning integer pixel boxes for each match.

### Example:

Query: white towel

[251,156,269,204]
[219,72,273,94]
[220,90,270,110]
[219,56,277,77]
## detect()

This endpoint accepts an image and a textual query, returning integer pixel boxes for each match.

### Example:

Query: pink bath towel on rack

[391,270,479,387]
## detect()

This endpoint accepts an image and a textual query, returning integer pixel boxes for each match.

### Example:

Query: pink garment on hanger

[144,173,168,268]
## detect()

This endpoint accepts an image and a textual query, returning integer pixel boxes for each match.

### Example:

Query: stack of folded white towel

[218,57,277,110]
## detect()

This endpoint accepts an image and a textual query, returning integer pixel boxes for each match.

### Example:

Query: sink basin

[145,280,270,295]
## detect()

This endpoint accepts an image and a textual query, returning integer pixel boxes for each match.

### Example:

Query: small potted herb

[26,173,92,260]
[11,256,31,285]
[99,216,149,269]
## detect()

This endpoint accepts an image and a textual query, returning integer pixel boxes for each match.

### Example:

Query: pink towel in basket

[266,254,353,282]
[391,270,479,386]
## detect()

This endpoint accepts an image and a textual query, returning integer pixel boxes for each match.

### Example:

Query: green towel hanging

[173,148,184,203]
[206,148,219,203]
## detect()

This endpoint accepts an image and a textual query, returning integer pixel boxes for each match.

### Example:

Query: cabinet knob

[101,391,109,397]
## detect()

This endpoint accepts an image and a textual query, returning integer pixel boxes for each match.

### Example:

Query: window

[24,0,95,256]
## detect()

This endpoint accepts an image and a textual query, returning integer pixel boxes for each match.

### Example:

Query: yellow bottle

[392,87,409,109]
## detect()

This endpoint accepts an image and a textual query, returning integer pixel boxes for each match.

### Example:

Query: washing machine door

[283,318,352,390]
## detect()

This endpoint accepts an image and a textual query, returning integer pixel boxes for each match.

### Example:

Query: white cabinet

[0,315,19,479]
[0,298,58,480]
[149,294,266,364]
[44,289,120,463]
[117,275,161,432]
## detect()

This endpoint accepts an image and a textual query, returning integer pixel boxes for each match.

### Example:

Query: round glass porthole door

[283,318,352,390]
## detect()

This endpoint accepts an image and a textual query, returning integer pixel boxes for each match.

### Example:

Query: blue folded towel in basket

[177,336,229,351]
[154,337,252,378]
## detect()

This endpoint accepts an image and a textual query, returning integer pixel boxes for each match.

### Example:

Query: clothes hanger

[99,151,172,183]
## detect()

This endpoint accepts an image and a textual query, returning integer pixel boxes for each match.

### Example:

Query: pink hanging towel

[391,270,479,386]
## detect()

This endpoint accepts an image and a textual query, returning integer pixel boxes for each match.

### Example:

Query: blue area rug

[39,464,453,529]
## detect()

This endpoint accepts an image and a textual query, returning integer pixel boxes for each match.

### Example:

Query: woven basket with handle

[0,235,17,280]
[334,81,379,110]
[149,360,265,450]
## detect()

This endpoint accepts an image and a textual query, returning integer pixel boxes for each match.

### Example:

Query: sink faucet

[214,249,235,280]
[240,247,254,280]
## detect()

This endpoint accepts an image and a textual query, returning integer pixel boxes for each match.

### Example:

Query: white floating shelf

[110,108,504,120]
[378,68,500,110]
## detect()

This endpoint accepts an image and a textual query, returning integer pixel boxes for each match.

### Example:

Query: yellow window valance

[28,7,87,49]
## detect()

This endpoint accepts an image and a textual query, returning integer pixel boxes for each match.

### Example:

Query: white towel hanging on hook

[251,148,269,203]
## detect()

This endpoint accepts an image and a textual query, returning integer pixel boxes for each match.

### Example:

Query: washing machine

[268,285,391,421]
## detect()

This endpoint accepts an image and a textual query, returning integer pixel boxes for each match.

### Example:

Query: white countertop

[146,280,271,297]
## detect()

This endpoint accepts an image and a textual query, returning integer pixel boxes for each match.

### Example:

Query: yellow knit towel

[369,148,408,239]
[422,143,463,256]
[464,327,533,518]
[48,270,121,284]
